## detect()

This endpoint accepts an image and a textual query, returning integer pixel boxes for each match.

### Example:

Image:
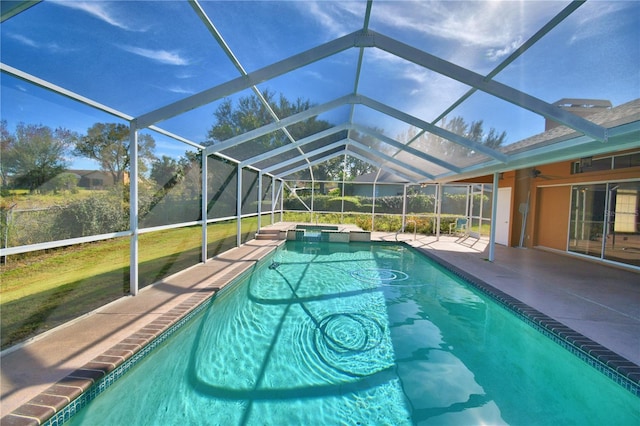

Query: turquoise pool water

[67,242,639,425]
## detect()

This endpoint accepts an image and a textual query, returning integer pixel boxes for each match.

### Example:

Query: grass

[1,188,100,210]
[0,212,490,349]
[0,218,256,350]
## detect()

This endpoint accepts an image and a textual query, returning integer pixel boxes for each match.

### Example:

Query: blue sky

[1,0,639,171]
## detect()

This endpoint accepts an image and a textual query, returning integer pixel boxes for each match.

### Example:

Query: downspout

[129,122,139,295]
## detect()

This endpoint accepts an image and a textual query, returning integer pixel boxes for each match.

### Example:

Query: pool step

[255,228,285,240]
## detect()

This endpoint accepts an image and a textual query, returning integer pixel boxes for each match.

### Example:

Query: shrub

[373,214,402,232]
[53,194,128,239]
[41,173,79,194]
[355,215,371,231]
[375,196,403,214]
[406,194,434,213]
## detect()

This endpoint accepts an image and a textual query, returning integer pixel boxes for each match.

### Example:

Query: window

[572,152,640,174]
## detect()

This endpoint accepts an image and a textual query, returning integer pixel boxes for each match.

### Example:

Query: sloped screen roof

[2,0,639,183]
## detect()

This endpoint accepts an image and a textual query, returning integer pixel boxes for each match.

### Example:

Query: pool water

[68,242,639,425]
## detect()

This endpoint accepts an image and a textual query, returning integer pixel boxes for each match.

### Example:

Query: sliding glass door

[569,181,640,268]
[604,181,640,267]
[569,184,606,259]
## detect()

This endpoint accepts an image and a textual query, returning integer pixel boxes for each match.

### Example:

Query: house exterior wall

[525,154,639,248]
[534,186,571,249]
[465,148,639,269]
[71,170,130,189]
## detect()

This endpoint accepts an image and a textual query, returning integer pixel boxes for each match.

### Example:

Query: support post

[236,165,242,247]
[279,179,284,222]
[436,184,442,240]
[257,172,263,230]
[341,152,347,223]
[201,152,208,262]
[311,180,315,223]
[489,172,500,262]
[479,184,485,235]
[402,184,407,231]
[129,123,139,295]
[371,181,376,232]
[271,178,276,224]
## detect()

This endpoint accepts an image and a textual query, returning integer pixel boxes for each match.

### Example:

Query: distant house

[348,171,407,197]
[67,170,126,189]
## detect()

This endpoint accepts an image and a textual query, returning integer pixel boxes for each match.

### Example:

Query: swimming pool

[64,241,639,425]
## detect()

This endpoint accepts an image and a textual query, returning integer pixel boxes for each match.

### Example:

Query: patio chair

[449,218,468,236]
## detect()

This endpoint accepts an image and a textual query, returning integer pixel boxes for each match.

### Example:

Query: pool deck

[1,226,639,423]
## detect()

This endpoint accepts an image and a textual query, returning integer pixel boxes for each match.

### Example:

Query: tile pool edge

[3,239,636,425]
[1,244,282,426]
[413,245,640,397]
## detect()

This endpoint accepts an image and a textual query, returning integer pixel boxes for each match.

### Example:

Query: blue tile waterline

[42,298,214,426]
[416,247,640,396]
[43,241,639,425]
[40,267,252,426]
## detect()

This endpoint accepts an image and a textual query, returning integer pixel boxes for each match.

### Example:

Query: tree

[207,90,374,181]
[207,91,326,145]
[74,123,156,184]
[53,193,128,238]
[0,120,16,188]
[150,155,182,190]
[400,117,507,162]
[43,172,78,194]
[2,122,76,191]
[208,90,332,162]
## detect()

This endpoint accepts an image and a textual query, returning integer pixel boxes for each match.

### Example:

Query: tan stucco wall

[534,186,571,249]
[460,149,639,249]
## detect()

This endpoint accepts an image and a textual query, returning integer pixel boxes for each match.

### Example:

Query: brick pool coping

[1,242,282,426]
[413,246,640,396]
[2,237,638,425]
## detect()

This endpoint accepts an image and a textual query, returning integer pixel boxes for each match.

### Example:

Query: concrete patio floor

[380,232,640,367]
[1,229,639,422]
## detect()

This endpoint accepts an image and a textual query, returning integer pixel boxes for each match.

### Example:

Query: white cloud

[303,70,329,82]
[119,45,190,66]
[372,1,530,47]
[51,1,139,31]
[166,86,195,95]
[486,36,523,62]
[8,33,39,48]
[300,1,368,38]
[568,2,630,45]
[303,1,558,68]
[7,33,73,54]
[175,72,195,80]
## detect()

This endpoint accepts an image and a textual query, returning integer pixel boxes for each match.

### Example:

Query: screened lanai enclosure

[1,1,639,347]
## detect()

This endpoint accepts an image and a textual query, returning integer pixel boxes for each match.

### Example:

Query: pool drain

[313,313,388,377]
[350,268,409,284]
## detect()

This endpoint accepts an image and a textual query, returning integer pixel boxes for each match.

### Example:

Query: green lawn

[1,188,100,210]
[0,213,491,349]
[0,218,255,350]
